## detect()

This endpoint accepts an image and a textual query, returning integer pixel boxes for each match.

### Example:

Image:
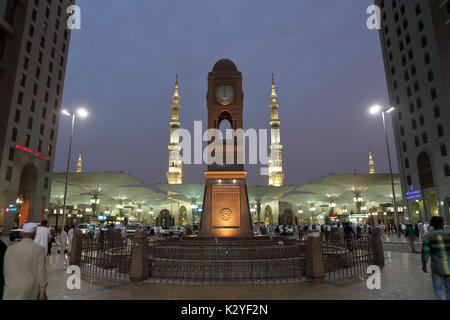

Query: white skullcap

[23,222,38,233]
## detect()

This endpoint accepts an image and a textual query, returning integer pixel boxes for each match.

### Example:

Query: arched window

[417,151,434,188]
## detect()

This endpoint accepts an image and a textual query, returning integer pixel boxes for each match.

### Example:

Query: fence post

[130,230,149,281]
[69,230,82,266]
[371,228,385,267]
[306,231,325,279]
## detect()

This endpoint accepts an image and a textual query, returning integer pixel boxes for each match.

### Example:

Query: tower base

[200,172,253,238]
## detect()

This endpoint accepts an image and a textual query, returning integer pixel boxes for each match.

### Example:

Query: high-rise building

[0,0,75,232]
[166,75,183,185]
[375,0,450,223]
[268,74,285,187]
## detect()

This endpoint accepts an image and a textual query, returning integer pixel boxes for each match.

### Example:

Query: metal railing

[147,238,307,284]
[322,235,374,280]
[79,235,132,281]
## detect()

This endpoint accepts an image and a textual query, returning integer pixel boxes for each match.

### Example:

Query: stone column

[130,230,149,281]
[306,231,325,279]
[371,228,384,267]
[69,230,83,266]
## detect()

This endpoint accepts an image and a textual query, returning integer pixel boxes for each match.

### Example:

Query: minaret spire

[268,74,285,186]
[166,75,183,184]
[369,149,376,175]
[76,151,82,173]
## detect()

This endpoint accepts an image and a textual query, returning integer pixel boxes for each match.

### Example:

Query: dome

[212,59,238,72]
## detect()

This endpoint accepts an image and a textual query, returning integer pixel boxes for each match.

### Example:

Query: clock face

[216,85,235,106]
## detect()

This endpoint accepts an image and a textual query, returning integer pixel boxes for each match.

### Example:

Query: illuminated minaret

[76,152,82,173]
[268,74,285,186]
[369,150,376,175]
[166,75,183,184]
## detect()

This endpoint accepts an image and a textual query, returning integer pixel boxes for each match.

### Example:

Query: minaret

[268,74,285,186]
[369,149,376,175]
[76,152,82,173]
[166,75,183,184]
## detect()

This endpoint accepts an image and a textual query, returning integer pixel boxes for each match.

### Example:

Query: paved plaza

[1,236,436,300]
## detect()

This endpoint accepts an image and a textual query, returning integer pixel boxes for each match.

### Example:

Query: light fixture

[386,107,395,113]
[369,105,381,114]
[298,209,304,214]
[77,108,88,118]
[62,109,71,116]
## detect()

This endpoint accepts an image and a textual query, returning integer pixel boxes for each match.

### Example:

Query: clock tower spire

[166,75,183,184]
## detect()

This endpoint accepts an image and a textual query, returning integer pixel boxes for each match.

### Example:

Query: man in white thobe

[3,223,48,300]
[33,220,51,255]
[67,226,74,252]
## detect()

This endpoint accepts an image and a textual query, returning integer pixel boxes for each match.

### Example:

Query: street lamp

[61,108,88,231]
[369,104,398,225]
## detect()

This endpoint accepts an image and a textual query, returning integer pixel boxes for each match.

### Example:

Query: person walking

[405,224,417,253]
[58,227,68,255]
[33,220,51,256]
[0,238,7,300]
[421,216,450,300]
[3,223,48,300]
[67,225,74,253]
[414,224,420,239]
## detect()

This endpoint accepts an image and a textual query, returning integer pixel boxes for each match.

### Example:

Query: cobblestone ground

[0,236,437,300]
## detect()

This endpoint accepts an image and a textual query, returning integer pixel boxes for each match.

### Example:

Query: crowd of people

[0,217,448,300]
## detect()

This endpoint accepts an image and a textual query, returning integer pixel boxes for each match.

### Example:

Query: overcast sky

[54,0,397,188]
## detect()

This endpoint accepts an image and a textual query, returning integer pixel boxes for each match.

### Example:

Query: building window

[4,0,17,25]
[25,134,30,147]
[428,71,434,82]
[419,115,425,126]
[27,117,33,130]
[14,109,20,123]
[17,91,24,105]
[437,125,444,137]
[416,98,422,109]
[30,99,36,112]
[441,144,448,157]
[37,139,42,152]
[417,152,434,188]
[50,129,54,140]
[412,119,417,130]
[407,175,412,186]
[48,145,53,156]
[418,20,424,31]
[20,74,26,87]
[402,142,407,152]
[405,158,410,169]
[431,88,437,100]
[445,164,450,177]
[415,5,421,16]
[42,107,47,119]
[424,53,430,65]
[409,103,414,114]
[422,133,428,144]
[434,106,440,118]
[415,136,420,147]
[40,123,45,135]
[11,128,17,142]
[400,126,405,136]
[5,167,12,181]
[8,148,15,161]
[44,177,49,189]
[46,161,51,172]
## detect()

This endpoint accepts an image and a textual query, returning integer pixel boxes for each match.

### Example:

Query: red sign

[16,145,48,160]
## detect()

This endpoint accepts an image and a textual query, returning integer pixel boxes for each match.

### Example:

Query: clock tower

[200,59,253,237]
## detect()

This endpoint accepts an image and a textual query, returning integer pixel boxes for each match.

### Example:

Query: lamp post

[369,105,398,225]
[61,108,88,231]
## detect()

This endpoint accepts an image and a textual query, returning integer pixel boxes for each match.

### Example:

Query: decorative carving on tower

[166,75,183,184]
[268,74,285,187]
[369,150,376,175]
[76,152,82,173]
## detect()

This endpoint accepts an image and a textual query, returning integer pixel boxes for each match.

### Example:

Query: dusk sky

[54,0,397,188]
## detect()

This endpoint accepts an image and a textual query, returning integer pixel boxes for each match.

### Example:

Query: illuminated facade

[268,74,285,187]
[166,75,183,185]
[0,0,74,232]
